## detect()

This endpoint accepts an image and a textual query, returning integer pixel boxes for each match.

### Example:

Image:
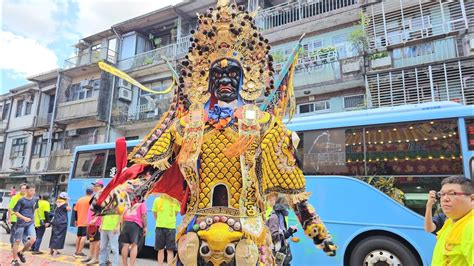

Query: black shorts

[155,228,176,251]
[77,226,87,237]
[119,221,143,244]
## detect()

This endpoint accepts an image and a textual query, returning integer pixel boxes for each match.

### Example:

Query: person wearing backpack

[267,195,298,266]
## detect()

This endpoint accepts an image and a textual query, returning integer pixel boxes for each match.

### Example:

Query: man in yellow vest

[432,176,473,266]
[8,183,27,247]
[32,194,51,254]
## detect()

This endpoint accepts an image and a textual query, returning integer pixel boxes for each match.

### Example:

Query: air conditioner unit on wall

[80,79,93,89]
[118,87,132,102]
[42,131,49,139]
[58,174,68,185]
[66,129,79,137]
[118,79,131,89]
[470,38,474,51]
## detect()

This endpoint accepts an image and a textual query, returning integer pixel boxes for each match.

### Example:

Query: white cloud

[0,31,58,78]
[2,0,60,45]
[75,0,180,38]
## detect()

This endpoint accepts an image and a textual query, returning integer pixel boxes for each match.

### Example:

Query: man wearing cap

[99,179,120,266]
[74,187,93,257]
[82,179,104,265]
[32,193,51,254]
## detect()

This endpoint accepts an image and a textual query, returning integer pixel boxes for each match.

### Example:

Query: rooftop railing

[255,0,357,31]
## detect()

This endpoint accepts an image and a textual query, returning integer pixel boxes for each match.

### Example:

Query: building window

[33,136,48,158]
[15,100,24,117]
[10,137,27,158]
[333,34,357,59]
[297,100,330,115]
[2,103,10,120]
[344,94,365,110]
[66,80,99,102]
[25,96,34,115]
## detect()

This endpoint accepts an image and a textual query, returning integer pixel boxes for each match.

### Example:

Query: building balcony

[364,0,468,51]
[255,0,358,31]
[272,48,364,95]
[64,133,105,152]
[118,35,191,72]
[55,97,98,123]
[48,150,72,172]
[0,121,6,134]
[391,37,465,69]
[366,57,474,108]
[34,113,53,128]
[111,103,168,130]
[64,48,117,70]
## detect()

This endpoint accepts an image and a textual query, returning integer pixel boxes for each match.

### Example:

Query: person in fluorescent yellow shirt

[431,176,473,266]
[32,194,50,254]
[152,194,180,266]
[8,183,27,247]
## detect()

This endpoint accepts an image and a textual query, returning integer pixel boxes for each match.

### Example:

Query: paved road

[0,226,159,265]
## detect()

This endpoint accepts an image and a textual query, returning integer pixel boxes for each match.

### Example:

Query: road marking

[0,241,84,265]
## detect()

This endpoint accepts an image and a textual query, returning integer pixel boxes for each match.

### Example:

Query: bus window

[73,150,107,179]
[466,118,474,150]
[300,128,365,175]
[365,119,462,176]
[103,146,136,179]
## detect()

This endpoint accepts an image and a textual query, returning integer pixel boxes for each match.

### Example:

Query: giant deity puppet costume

[92,0,337,265]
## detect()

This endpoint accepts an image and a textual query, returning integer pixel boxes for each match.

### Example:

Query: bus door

[462,118,474,179]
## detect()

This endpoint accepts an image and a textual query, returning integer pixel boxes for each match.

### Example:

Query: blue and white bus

[67,101,473,265]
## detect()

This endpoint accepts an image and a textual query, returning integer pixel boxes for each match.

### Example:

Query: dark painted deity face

[209,58,242,103]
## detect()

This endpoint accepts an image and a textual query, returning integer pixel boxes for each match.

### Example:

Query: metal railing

[112,102,169,125]
[256,0,357,31]
[392,37,464,69]
[64,48,117,70]
[118,35,191,72]
[366,58,474,108]
[64,134,105,151]
[35,113,53,127]
[364,0,468,50]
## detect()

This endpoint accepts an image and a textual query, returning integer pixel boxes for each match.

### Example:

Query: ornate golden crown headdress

[179,0,275,104]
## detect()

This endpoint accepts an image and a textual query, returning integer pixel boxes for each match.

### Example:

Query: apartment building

[107,0,220,139]
[0,83,40,189]
[0,0,472,193]
[363,0,474,108]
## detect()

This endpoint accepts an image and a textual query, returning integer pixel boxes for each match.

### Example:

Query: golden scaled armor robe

[134,109,313,265]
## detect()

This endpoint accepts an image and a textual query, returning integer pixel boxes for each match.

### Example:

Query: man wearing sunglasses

[431,176,473,266]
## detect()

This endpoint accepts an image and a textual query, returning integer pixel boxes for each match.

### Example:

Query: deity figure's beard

[209,58,242,104]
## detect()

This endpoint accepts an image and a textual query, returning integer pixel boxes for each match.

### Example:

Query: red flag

[97,138,145,204]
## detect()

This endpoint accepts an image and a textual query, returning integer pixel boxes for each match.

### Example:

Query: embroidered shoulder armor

[260,118,305,195]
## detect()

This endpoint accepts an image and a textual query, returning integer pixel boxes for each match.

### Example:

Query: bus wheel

[349,235,420,266]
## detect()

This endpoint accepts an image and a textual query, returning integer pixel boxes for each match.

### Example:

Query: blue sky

[1,0,178,94]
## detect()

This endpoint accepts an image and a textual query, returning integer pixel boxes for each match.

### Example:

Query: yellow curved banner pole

[98,61,174,95]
